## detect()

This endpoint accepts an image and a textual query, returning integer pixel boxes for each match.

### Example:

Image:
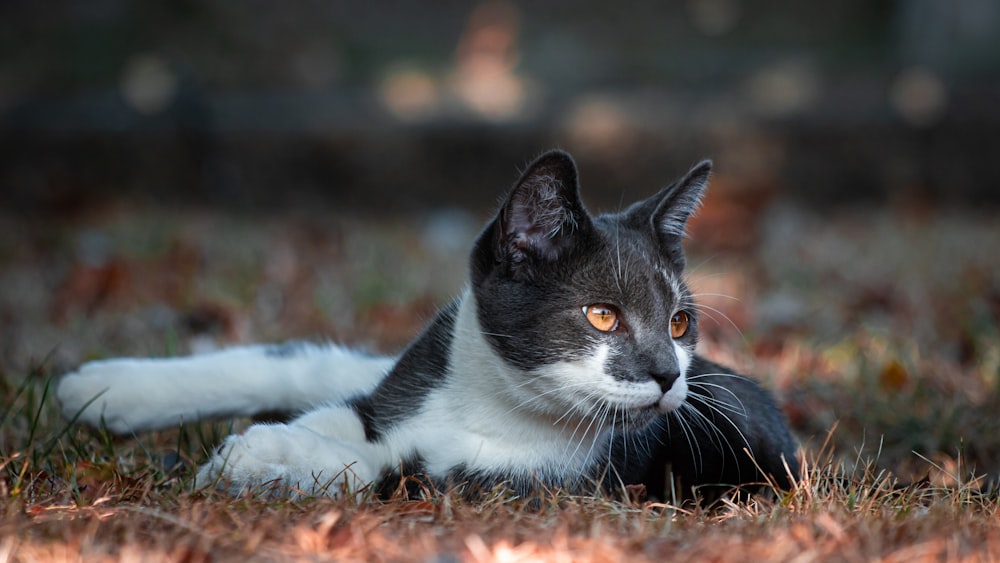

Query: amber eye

[583,304,620,332]
[670,311,690,339]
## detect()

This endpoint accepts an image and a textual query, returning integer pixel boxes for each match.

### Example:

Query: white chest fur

[376,291,650,485]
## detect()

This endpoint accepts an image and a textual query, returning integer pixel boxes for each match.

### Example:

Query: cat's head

[470,149,710,431]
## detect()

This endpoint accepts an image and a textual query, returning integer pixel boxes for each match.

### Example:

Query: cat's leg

[195,404,386,498]
[57,343,396,434]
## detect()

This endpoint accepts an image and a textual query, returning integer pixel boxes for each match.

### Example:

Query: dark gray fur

[351,300,459,441]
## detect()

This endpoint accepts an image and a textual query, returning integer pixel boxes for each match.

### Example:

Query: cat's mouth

[621,387,688,430]
[593,378,689,429]
[613,383,688,430]
[656,376,689,414]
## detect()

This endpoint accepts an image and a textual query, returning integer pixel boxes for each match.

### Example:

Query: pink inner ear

[495,149,591,264]
[503,177,578,261]
[510,232,531,253]
[511,175,563,223]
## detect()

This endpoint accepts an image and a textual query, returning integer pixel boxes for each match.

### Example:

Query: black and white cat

[57,150,799,501]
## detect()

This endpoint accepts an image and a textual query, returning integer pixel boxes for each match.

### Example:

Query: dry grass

[2,201,999,561]
[3,397,998,562]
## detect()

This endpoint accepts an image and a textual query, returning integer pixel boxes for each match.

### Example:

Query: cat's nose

[650,371,680,393]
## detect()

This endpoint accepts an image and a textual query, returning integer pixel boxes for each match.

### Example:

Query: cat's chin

[620,396,684,431]
[619,405,664,431]
[657,393,686,414]
[610,390,686,431]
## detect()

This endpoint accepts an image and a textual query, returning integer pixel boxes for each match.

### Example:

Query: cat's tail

[56,343,396,434]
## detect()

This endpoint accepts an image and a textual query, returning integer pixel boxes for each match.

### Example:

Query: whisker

[686,394,754,457]
[567,400,609,471]
[683,257,721,280]
[686,372,752,383]
[668,408,702,474]
[503,380,594,416]
[678,402,742,478]
[684,302,745,339]
[688,292,740,302]
[553,389,599,425]
[566,394,601,438]
[678,403,728,453]
[687,382,749,417]
[478,331,514,339]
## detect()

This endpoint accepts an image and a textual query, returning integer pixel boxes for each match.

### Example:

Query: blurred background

[3,0,1000,211]
[2,1,999,483]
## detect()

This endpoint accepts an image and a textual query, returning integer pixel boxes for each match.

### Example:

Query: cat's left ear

[630,160,711,267]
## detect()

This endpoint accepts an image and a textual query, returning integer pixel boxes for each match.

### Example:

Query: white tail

[56,343,395,434]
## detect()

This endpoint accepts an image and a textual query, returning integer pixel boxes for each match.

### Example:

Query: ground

[2,195,999,561]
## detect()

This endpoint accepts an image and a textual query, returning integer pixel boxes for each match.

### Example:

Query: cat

[57,150,799,502]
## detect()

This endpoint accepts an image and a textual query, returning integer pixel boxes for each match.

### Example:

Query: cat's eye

[670,311,690,339]
[583,304,620,332]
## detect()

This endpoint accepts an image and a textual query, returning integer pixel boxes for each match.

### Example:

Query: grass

[2,378,997,561]
[2,201,999,561]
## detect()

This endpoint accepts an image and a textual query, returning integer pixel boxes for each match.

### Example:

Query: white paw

[57,361,136,433]
[195,423,375,498]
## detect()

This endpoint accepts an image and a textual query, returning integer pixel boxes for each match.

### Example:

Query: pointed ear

[652,160,710,237]
[498,150,590,264]
[629,160,711,267]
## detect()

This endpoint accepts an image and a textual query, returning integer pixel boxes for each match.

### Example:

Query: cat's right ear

[495,150,591,265]
[627,160,711,268]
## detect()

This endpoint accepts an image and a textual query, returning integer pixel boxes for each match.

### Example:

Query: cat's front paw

[57,361,139,433]
[195,424,375,498]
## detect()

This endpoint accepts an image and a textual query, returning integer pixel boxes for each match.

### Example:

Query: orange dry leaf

[880,360,909,391]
